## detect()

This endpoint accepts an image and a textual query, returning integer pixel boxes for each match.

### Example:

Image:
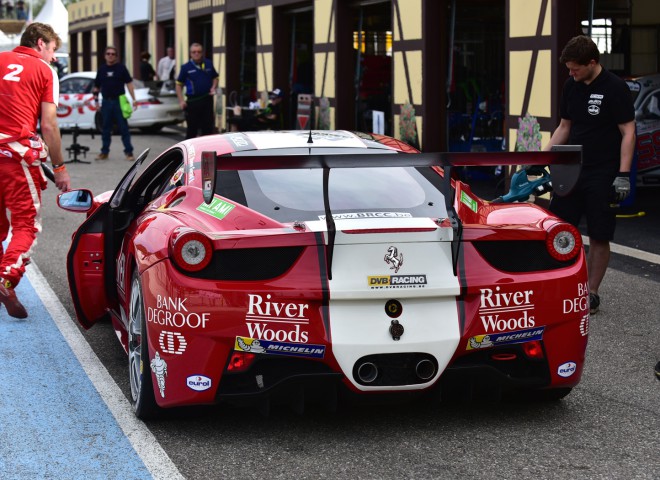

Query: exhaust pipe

[356,362,379,383]
[415,359,436,381]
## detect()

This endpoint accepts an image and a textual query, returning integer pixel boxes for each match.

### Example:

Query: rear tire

[140,125,163,134]
[128,270,160,419]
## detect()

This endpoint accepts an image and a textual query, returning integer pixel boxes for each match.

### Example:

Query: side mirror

[58,189,94,212]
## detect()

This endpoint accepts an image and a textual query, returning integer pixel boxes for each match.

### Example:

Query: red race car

[58,131,587,419]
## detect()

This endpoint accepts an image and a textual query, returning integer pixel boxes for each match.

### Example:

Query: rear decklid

[306,216,462,391]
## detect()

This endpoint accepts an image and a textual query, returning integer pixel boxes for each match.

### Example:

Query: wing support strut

[322,167,336,280]
[443,165,462,276]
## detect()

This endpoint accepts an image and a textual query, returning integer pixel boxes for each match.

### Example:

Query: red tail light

[171,230,213,272]
[522,340,545,360]
[227,351,256,372]
[546,223,582,261]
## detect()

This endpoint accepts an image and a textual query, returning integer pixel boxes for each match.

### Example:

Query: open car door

[66,202,112,328]
[66,149,150,329]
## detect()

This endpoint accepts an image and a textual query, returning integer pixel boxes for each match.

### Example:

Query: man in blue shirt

[175,43,219,139]
[93,46,137,161]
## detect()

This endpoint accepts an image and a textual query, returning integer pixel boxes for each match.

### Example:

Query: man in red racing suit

[0,23,71,319]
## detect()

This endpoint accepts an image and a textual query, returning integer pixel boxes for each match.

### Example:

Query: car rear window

[216,166,448,223]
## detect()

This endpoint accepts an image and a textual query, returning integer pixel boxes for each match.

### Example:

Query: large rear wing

[201,148,581,169]
[200,147,582,277]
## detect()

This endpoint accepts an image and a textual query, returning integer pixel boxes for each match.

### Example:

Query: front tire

[128,270,160,419]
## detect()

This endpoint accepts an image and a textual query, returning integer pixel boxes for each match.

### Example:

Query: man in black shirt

[545,35,636,314]
[227,88,284,132]
[139,51,157,83]
[93,46,137,161]
[254,88,284,130]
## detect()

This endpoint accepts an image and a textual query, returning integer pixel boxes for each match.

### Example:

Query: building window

[582,18,612,53]
[353,30,392,57]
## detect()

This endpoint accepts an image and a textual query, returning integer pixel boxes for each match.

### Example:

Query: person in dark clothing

[93,46,137,161]
[16,1,27,20]
[227,88,284,132]
[254,88,284,130]
[175,43,219,139]
[139,51,157,83]
[544,35,635,315]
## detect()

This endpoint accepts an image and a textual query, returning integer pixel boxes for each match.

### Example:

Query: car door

[57,76,97,129]
[67,149,151,328]
[66,201,112,328]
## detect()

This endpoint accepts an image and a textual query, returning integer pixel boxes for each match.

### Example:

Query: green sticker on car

[197,198,235,219]
[460,191,478,212]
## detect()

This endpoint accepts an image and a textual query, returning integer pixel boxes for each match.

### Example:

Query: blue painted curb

[0,273,152,479]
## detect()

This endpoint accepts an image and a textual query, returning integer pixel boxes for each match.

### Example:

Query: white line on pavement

[26,263,185,480]
[582,236,660,265]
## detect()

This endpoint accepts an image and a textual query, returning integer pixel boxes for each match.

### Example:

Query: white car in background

[56,72,184,133]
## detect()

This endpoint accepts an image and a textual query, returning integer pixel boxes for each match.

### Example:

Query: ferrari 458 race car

[58,130,588,419]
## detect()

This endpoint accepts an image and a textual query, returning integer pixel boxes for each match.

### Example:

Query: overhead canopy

[0,24,20,49]
[0,0,69,50]
[34,0,68,50]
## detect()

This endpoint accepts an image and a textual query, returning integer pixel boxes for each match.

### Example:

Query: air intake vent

[178,246,304,280]
[472,241,575,272]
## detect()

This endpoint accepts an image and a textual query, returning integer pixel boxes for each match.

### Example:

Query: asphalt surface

[3,129,659,479]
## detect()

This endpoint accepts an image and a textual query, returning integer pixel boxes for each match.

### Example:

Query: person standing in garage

[139,51,157,83]
[93,46,137,161]
[544,35,635,315]
[157,47,176,86]
[0,22,71,319]
[175,43,219,139]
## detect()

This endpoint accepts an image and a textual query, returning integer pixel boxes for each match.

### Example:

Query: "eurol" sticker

[557,361,577,378]
[186,374,212,391]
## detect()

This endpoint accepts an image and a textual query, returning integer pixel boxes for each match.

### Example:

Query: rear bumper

[212,341,571,409]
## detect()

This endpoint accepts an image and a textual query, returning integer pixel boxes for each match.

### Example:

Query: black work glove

[612,173,631,203]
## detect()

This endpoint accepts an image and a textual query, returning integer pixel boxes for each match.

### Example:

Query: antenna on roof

[307,98,314,144]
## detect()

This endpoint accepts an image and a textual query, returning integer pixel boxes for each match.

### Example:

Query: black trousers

[185,95,215,139]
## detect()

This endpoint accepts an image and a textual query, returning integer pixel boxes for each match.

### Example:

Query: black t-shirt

[560,68,634,170]
[140,61,156,82]
[253,102,281,130]
[95,62,132,98]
